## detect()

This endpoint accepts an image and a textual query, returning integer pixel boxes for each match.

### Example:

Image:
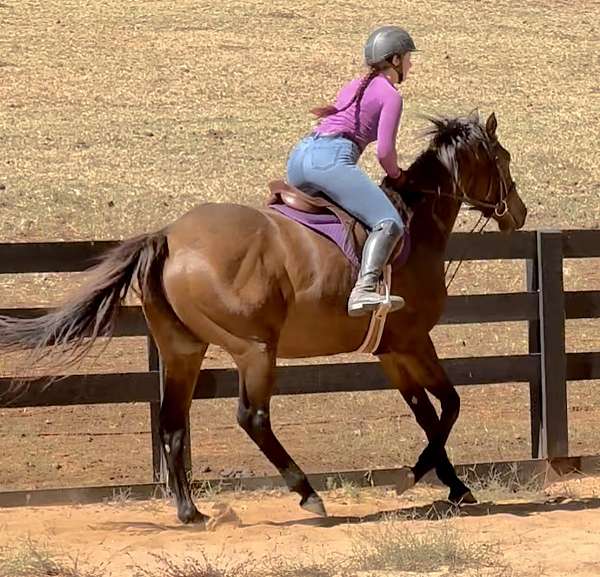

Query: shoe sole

[348,299,405,317]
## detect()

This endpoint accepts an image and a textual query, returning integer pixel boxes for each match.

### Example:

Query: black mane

[426,113,488,149]
[402,113,492,204]
[425,113,492,180]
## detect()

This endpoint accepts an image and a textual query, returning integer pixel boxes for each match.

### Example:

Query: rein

[444,212,491,289]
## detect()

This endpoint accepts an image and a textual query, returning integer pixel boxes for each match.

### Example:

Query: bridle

[458,160,518,231]
[421,149,518,230]
[394,141,519,288]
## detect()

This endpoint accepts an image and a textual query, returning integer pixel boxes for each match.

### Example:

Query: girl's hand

[384,169,407,190]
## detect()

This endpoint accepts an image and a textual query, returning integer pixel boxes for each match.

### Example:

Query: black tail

[0,231,167,392]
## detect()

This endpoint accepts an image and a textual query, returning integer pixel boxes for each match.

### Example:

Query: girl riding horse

[287,25,416,316]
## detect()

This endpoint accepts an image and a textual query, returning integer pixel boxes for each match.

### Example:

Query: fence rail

[1,229,599,500]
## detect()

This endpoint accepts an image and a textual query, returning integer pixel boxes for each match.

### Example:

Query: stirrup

[355,266,402,353]
[347,272,405,317]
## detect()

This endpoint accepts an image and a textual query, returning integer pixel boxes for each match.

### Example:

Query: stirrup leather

[355,265,396,354]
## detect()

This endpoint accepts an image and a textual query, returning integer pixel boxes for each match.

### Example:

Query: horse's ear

[486,112,498,138]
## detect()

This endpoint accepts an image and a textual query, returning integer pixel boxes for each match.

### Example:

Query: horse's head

[427,112,527,232]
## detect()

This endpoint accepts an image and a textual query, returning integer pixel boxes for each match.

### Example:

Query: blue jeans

[286,134,403,231]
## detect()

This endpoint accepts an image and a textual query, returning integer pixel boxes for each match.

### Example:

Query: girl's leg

[302,137,403,230]
[301,137,405,316]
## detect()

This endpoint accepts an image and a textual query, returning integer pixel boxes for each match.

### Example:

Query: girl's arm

[376,90,403,179]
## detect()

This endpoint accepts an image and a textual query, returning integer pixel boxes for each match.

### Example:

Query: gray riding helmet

[364,26,417,66]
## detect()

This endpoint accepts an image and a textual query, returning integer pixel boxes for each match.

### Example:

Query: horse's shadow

[95,495,600,533]
[267,495,600,529]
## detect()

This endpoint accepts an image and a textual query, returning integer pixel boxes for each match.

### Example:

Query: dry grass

[0,539,104,577]
[0,530,530,577]
[1,0,598,244]
[461,463,546,503]
[348,514,498,574]
[133,552,258,577]
[259,554,348,577]
[129,516,513,576]
[134,550,349,577]
[192,479,227,501]
[326,475,364,502]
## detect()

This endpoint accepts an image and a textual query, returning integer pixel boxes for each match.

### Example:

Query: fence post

[148,337,167,484]
[527,256,543,459]
[536,230,569,459]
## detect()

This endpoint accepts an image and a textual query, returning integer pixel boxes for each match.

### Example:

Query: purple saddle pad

[270,203,410,268]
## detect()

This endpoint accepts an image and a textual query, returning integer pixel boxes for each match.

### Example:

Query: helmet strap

[393,60,404,84]
[387,54,405,84]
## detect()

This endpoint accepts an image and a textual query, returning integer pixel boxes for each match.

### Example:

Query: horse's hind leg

[233,342,326,517]
[143,297,208,524]
[159,344,208,524]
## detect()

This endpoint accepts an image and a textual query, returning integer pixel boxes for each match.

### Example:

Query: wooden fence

[0,229,599,505]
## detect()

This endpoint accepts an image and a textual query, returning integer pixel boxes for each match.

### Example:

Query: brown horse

[0,112,526,524]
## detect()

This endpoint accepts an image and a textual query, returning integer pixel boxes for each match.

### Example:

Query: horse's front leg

[379,337,476,504]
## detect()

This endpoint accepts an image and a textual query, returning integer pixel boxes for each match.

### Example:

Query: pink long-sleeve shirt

[313,74,403,178]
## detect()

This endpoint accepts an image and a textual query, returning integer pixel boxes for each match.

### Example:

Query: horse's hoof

[395,467,416,496]
[449,489,478,506]
[459,490,478,505]
[301,493,328,517]
[178,504,208,525]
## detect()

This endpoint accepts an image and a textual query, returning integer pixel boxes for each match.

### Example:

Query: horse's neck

[405,152,462,257]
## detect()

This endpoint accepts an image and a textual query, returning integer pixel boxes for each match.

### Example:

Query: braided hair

[310,65,381,131]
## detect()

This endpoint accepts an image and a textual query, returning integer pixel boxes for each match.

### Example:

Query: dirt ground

[1,477,600,577]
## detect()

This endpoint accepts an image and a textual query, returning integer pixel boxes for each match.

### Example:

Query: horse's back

[166,202,271,248]
[157,201,367,354]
